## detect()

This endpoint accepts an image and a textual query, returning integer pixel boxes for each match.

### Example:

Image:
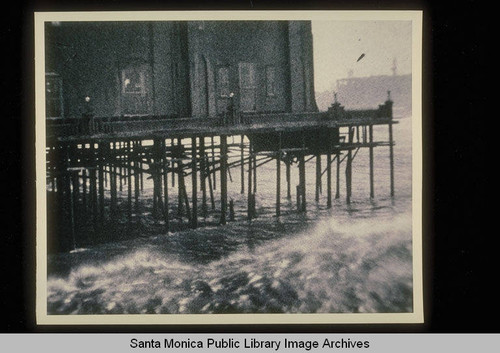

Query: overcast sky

[311,21,412,93]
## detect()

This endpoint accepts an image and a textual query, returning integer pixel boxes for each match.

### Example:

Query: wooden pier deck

[47,111,396,142]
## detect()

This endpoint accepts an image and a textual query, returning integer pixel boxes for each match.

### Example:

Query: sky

[311,21,413,93]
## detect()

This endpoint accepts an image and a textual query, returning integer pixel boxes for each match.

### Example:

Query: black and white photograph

[35,11,423,324]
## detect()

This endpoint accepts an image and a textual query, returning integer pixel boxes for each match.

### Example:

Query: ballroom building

[45,20,318,120]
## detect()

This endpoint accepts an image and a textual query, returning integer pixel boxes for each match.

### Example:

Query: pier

[45,96,397,252]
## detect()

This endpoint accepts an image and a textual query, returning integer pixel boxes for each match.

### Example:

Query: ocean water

[47,117,414,315]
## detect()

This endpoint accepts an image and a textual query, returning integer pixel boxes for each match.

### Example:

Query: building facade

[45,20,318,120]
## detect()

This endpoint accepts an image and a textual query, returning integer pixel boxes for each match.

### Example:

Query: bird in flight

[356,53,366,62]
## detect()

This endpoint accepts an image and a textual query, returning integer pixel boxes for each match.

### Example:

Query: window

[46,73,63,118]
[266,66,276,97]
[238,62,256,89]
[120,64,151,115]
[122,66,146,94]
[238,63,257,112]
[217,66,230,97]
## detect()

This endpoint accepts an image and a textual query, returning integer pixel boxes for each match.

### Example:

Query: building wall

[45,20,317,119]
[288,21,317,113]
[185,21,291,117]
[45,21,191,119]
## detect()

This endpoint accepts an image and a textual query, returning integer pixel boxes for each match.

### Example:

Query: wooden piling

[200,137,207,217]
[69,170,77,250]
[211,136,216,190]
[118,142,123,192]
[70,169,80,239]
[152,143,159,219]
[247,140,253,220]
[286,157,291,199]
[127,141,132,223]
[110,143,117,219]
[177,138,184,216]
[296,185,300,210]
[335,151,340,199]
[134,142,140,222]
[98,144,105,224]
[327,151,332,208]
[181,182,191,224]
[89,144,98,233]
[299,153,306,212]
[139,140,144,192]
[162,144,170,231]
[389,122,395,197]
[191,136,198,228]
[240,135,245,194]
[81,168,87,215]
[171,138,175,188]
[220,135,228,225]
[205,155,216,211]
[253,151,257,194]
[369,124,374,198]
[346,128,353,204]
[276,151,281,218]
[315,154,321,202]
[229,199,235,221]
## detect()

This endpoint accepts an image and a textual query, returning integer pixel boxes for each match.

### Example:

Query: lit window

[120,64,150,115]
[122,66,146,94]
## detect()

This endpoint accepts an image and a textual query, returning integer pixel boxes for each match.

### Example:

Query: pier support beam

[206,153,216,211]
[200,137,207,218]
[162,140,170,231]
[327,151,332,208]
[299,153,306,212]
[276,151,281,219]
[240,135,245,194]
[346,128,353,204]
[89,144,98,233]
[335,151,340,199]
[110,143,117,220]
[369,125,374,198]
[220,135,228,225]
[98,144,105,224]
[211,136,216,190]
[177,138,184,216]
[127,141,132,223]
[191,137,198,229]
[70,169,79,246]
[133,142,141,225]
[315,154,321,202]
[153,138,164,221]
[171,139,175,188]
[286,156,291,199]
[247,140,254,220]
[139,141,144,192]
[389,122,395,197]
[253,150,257,194]
[118,142,123,192]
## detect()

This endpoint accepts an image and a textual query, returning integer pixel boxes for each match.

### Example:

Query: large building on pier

[45,21,318,120]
